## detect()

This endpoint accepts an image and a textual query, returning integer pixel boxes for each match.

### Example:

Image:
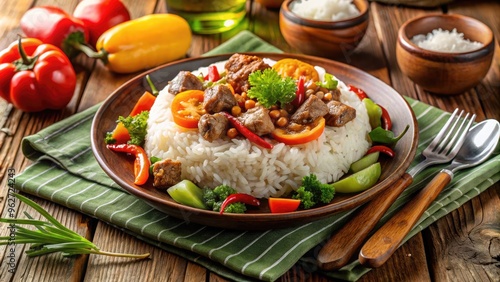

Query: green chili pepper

[369,125,409,145]
[363,98,382,129]
[316,73,338,90]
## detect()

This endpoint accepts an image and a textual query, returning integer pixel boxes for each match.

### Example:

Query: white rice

[290,0,360,21]
[411,28,483,53]
[145,61,371,198]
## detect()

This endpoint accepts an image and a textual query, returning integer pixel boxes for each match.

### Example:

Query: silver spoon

[358,119,500,268]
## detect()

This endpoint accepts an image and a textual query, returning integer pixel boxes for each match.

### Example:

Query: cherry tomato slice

[171,90,205,128]
[272,117,325,145]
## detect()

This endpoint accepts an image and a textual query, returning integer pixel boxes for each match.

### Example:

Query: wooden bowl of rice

[396,14,495,95]
[279,0,369,59]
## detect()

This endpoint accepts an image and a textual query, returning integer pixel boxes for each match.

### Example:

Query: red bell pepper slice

[107,144,151,185]
[73,0,131,46]
[20,6,89,58]
[220,193,260,214]
[0,38,76,112]
[366,145,395,158]
[204,65,220,82]
[221,112,274,149]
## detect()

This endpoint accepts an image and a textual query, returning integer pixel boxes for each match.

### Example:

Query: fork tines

[430,108,476,156]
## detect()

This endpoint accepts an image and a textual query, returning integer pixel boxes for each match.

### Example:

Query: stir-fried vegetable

[222,112,274,149]
[317,73,338,90]
[268,198,301,213]
[116,111,149,145]
[292,174,335,209]
[363,98,382,129]
[349,152,379,173]
[247,68,297,108]
[271,117,326,145]
[331,162,381,193]
[219,194,260,214]
[106,144,150,185]
[171,90,205,128]
[369,125,409,146]
[167,180,206,209]
[203,185,244,213]
[366,145,395,158]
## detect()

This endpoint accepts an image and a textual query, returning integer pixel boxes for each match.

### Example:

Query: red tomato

[272,117,326,145]
[268,198,301,213]
[170,90,205,128]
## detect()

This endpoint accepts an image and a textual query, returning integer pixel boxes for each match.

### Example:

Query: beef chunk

[324,100,356,127]
[330,88,341,101]
[198,113,229,142]
[290,95,329,124]
[225,54,270,93]
[203,84,237,113]
[237,106,275,136]
[152,159,182,189]
[168,71,203,95]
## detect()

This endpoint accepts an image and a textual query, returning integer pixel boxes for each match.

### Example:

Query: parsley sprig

[247,68,297,108]
[0,193,150,259]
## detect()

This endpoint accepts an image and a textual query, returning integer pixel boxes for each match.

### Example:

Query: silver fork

[408,108,476,177]
[317,108,476,271]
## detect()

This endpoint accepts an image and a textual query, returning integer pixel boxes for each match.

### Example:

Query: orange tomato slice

[272,117,325,145]
[171,90,205,128]
[272,58,319,84]
[268,198,301,213]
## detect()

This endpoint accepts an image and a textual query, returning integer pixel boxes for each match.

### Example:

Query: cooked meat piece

[152,159,182,189]
[330,88,341,101]
[237,106,275,136]
[168,71,204,95]
[290,95,329,124]
[324,100,356,127]
[225,54,270,93]
[198,113,229,142]
[203,84,237,113]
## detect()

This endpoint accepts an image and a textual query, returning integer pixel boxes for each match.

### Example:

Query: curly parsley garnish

[247,68,297,108]
[119,110,149,145]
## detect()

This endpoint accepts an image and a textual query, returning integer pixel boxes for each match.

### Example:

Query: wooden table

[1,0,498,281]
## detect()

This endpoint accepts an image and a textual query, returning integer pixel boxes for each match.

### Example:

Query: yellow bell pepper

[94,14,191,73]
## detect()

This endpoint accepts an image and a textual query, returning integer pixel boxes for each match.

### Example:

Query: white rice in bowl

[145,61,372,199]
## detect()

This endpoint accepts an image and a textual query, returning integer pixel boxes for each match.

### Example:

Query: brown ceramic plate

[91,53,418,230]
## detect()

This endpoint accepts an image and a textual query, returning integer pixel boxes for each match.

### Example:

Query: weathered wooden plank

[83,222,191,282]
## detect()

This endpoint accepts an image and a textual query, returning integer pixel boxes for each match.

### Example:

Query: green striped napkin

[14,31,499,281]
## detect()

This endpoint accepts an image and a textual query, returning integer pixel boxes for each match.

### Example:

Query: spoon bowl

[447,119,500,172]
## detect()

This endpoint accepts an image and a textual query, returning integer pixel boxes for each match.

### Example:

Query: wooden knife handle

[359,171,452,268]
[317,173,413,270]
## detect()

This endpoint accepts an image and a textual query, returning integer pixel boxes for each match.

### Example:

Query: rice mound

[145,65,371,198]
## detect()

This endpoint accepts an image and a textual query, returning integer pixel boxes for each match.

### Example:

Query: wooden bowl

[396,14,495,95]
[91,53,418,230]
[256,0,284,9]
[279,0,369,59]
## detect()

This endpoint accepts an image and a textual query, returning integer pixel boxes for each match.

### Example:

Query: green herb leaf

[0,193,149,260]
[247,68,297,108]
